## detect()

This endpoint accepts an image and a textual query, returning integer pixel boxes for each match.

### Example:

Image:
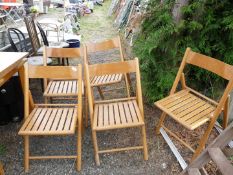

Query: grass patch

[0,145,6,156]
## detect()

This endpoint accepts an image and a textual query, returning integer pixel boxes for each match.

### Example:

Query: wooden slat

[58,81,65,94]
[172,98,200,114]
[103,104,109,126]
[118,102,127,124]
[159,90,190,106]
[57,108,68,131]
[67,81,72,94]
[108,103,115,125]
[37,108,52,131]
[98,104,104,127]
[164,93,192,109]
[208,148,233,175]
[132,100,143,123]
[188,168,201,175]
[71,80,76,94]
[50,109,63,131]
[47,81,56,94]
[123,102,133,123]
[128,101,139,122]
[27,108,47,131]
[168,94,197,111]
[53,81,60,94]
[20,108,39,131]
[44,109,58,131]
[113,103,120,125]
[63,108,74,131]
[63,81,68,94]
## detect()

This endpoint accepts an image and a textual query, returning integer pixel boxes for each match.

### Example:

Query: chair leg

[141,125,148,160]
[85,90,88,128]
[223,95,230,129]
[124,73,131,98]
[156,112,167,135]
[76,124,82,171]
[24,136,29,172]
[191,119,216,161]
[92,130,100,166]
[97,86,104,100]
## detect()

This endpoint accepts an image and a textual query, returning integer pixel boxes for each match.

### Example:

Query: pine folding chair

[85,58,148,165]
[155,48,233,161]
[84,36,131,99]
[18,63,83,172]
[42,46,88,126]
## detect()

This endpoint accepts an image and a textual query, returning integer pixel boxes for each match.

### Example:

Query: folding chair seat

[84,36,131,99]
[18,64,83,172]
[155,48,233,161]
[85,58,148,165]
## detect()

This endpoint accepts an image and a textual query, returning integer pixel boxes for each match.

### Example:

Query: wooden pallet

[181,122,233,175]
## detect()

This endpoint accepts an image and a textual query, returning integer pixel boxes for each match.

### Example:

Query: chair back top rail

[186,48,233,80]
[85,36,121,53]
[44,46,83,58]
[28,64,82,79]
[88,59,137,77]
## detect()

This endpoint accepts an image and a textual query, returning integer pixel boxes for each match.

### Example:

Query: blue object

[66,39,80,48]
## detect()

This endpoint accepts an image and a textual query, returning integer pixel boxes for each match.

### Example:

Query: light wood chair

[85,58,148,165]
[84,36,131,99]
[155,48,233,161]
[18,63,83,172]
[42,46,88,126]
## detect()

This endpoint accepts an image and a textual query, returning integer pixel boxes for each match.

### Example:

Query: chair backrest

[85,58,144,122]
[23,63,82,116]
[43,46,84,65]
[7,28,29,52]
[36,22,49,46]
[84,36,124,64]
[24,16,41,55]
[171,48,233,120]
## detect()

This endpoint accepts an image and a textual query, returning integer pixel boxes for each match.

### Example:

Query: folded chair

[18,63,83,172]
[85,58,148,165]
[84,36,131,99]
[43,46,88,126]
[155,48,233,161]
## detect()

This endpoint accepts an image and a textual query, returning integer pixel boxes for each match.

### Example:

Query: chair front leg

[156,112,167,135]
[223,95,230,129]
[191,119,216,161]
[24,135,30,172]
[141,125,148,160]
[92,130,100,166]
[77,123,82,171]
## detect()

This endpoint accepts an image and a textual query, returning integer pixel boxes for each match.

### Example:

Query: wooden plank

[64,108,74,131]
[37,108,52,131]
[50,109,63,131]
[63,80,68,94]
[172,98,200,114]
[44,109,58,131]
[208,148,233,175]
[168,95,197,112]
[24,108,43,131]
[123,102,133,123]
[132,100,143,123]
[110,74,116,81]
[20,108,39,131]
[71,80,77,93]
[128,101,139,122]
[157,90,189,105]
[113,103,120,124]
[30,108,48,131]
[47,81,56,94]
[93,106,99,129]
[98,104,104,127]
[67,81,72,94]
[118,102,127,124]
[165,93,193,109]
[53,81,60,94]
[58,81,64,94]
[103,104,109,126]
[108,103,115,125]
[57,108,68,131]
[188,168,201,175]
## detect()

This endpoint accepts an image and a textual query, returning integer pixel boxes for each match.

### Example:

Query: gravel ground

[0,1,219,174]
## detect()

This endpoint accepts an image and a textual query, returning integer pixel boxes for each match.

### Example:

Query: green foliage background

[133,0,233,103]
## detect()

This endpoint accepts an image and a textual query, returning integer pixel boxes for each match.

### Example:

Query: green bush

[133,0,233,103]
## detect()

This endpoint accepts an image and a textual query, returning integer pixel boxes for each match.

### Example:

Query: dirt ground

[0,1,220,174]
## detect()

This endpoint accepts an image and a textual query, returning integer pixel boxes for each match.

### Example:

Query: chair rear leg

[85,90,88,128]
[24,136,29,172]
[191,119,216,161]
[77,125,82,171]
[141,125,148,160]
[156,112,167,135]
[223,95,230,129]
[97,86,104,100]
[92,130,100,166]
[124,73,130,98]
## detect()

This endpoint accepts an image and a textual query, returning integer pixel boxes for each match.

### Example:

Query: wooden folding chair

[85,58,148,165]
[155,48,233,161]
[18,63,83,172]
[84,36,131,99]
